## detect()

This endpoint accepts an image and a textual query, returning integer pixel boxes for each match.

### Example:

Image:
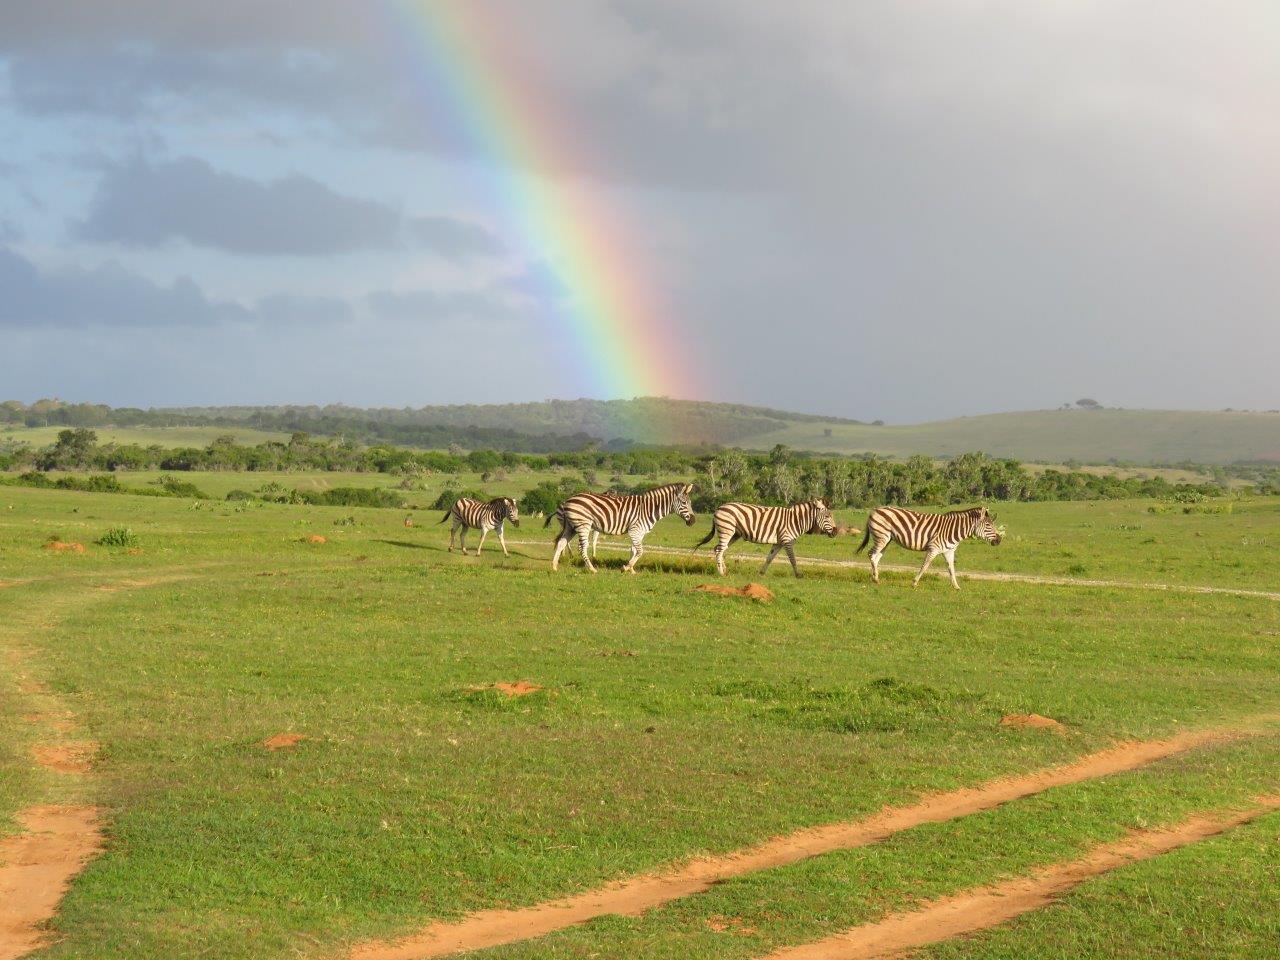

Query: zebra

[547,504,603,561]
[695,499,837,578]
[856,505,1002,589]
[548,483,695,573]
[439,497,520,556]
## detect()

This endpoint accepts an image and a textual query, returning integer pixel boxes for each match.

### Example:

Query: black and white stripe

[549,483,695,573]
[696,499,836,578]
[440,497,520,556]
[856,505,1002,588]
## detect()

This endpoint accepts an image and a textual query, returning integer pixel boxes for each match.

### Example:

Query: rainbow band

[384,0,687,401]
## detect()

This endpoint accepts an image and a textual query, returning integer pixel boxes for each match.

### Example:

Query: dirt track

[506,538,1280,601]
[762,797,1280,960]
[347,717,1277,960]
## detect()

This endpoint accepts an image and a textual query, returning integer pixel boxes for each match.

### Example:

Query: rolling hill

[7,398,1279,463]
[174,400,1280,463]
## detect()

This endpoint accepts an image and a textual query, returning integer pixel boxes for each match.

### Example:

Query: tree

[1076,398,1102,410]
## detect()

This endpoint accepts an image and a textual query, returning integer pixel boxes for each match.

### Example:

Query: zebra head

[972,506,1001,545]
[808,499,837,537]
[496,497,520,526]
[675,483,696,526]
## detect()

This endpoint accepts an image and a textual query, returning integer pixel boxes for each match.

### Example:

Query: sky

[1,1,1277,423]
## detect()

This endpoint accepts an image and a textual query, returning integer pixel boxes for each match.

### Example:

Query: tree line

[3,429,1256,512]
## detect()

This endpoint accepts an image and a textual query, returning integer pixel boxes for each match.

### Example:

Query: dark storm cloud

[77,157,500,258]
[0,247,353,328]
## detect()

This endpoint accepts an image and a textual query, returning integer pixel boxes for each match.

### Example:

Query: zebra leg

[944,548,960,589]
[622,531,643,573]
[551,534,569,571]
[475,527,488,556]
[869,536,888,583]
[577,525,598,573]
[785,541,802,578]
[498,522,509,557]
[458,524,469,555]
[760,543,784,574]
[591,530,600,560]
[714,531,732,576]
[448,517,458,552]
[913,547,941,587]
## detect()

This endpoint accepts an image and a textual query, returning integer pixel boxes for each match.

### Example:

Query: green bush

[431,488,489,511]
[95,527,140,548]
[305,487,406,509]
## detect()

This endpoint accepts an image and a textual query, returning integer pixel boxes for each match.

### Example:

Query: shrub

[95,527,140,548]
[158,477,210,499]
[305,486,406,509]
[431,488,489,510]
[225,489,254,501]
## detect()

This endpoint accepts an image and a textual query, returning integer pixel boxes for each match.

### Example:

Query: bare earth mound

[694,583,775,602]
[42,542,86,554]
[491,682,542,697]
[1000,713,1065,731]
[0,805,102,960]
[261,733,307,750]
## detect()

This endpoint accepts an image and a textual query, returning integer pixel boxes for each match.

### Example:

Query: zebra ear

[683,483,693,494]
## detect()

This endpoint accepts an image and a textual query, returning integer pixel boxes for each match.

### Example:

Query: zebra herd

[441,483,1004,587]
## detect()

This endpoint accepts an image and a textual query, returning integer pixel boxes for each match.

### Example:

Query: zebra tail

[437,510,452,525]
[855,525,871,553]
[692,524,716,550]
[543,511,556,529]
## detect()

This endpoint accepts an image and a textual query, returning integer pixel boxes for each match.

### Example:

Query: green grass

[0,484,1277,958]
[2,423,289,448]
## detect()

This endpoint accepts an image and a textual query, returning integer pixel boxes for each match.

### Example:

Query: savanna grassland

[2,481,1279,959]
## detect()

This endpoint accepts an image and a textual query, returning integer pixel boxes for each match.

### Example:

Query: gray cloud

[2,2,1278,416]
[366,287,529,326]
[76,157,498,258]
[0,245,246,327]
[0,246,356,328]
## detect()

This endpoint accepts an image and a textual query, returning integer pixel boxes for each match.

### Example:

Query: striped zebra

[695,499,836,578]
[439,496,520,556]
[856,505,1002,588]
[548,483,695,573]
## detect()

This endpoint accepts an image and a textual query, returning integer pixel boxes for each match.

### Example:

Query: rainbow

[382,0,689,401]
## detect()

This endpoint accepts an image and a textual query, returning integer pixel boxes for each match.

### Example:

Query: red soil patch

[345,720,1272,960]
[30,742,97,775]
[0,805,103,959]
[694,583,775,602]
[492,682,542,698]
[1000,713,1065,732]
[261,733,308,750]
[42,541,85,554]
[762,797,1280,960]
[304,535,328,544]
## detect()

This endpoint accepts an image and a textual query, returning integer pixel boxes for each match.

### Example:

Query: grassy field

[1,423,290,448]
[2,482,1278,959]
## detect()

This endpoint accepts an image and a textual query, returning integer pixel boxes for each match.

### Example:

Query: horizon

[3,3,1278,418]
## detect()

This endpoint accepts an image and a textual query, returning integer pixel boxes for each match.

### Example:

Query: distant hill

[158,398,863,447]
[748,409,1280,464]
[174,400,1280,463]
[7,398,1279,463]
